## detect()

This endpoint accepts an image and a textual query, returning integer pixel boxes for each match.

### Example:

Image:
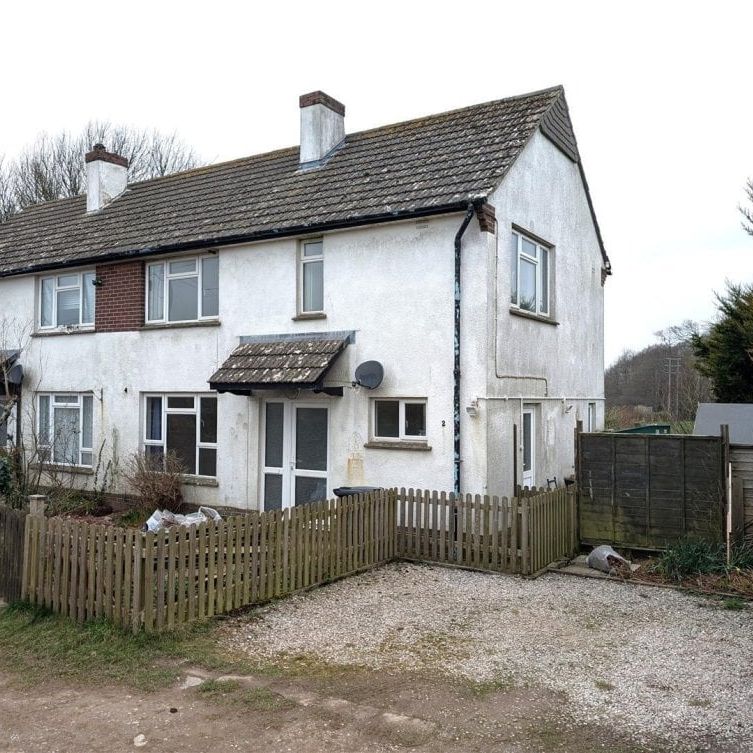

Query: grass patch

[721,597,747,611]
[688,698,712,708]
[652,539,753,581]
[0,602,253,691]
[468,677,515,697]
[594,679,615,691]
[197,679,295,711]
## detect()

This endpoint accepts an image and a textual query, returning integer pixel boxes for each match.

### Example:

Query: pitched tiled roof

[209,336,349,392]
[0,85,608,276]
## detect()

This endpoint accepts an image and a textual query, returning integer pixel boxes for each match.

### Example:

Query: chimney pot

[299,90,345,167]
[85,143,128,212]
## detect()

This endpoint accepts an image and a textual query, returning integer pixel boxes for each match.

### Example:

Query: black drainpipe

[453,202,476,495]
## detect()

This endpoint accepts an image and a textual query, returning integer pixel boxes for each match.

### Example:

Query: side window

[37,393,94,466]
[510,231,551,317]
[299,240,324,313]
[146,254,219,323]
[143,393,218,477]
[373,399,427,442]
[39,271,95,329]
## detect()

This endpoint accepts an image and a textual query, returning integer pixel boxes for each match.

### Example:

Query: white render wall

[1,214,473,508]
[0,127,606,508]
[483,129,606,494]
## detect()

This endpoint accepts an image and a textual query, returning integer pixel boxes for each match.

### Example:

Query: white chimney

[299,91,345,167]
[85,144,128,212]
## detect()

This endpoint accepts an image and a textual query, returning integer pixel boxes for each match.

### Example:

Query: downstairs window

[143,393,218,477]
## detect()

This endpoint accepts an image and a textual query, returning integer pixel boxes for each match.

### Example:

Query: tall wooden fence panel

[730,445,753,543]
[577,432,725,549]
[0,505,27,602]
[396,488,576,575]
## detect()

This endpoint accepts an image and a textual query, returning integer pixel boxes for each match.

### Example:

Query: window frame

[38,270,96,330]
[298,239,324,314]
[36,392,94,467]
[372,398,428,442]
[510,229,552,317]
[142,392,218,478]
[145,254,219,324]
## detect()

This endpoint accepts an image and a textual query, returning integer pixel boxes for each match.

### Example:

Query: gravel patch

[224,562,753,751]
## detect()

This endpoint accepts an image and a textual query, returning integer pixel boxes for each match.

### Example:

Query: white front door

[262,400,329,510]
[522,406,535,488]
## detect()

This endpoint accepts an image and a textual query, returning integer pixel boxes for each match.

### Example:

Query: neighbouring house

[694,403,753,444]
[0,86,610,510]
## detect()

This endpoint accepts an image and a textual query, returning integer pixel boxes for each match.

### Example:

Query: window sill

[181,475,219,488]
[141,320,221,331]
[292,312,327,321]
[30,463,93,475]
[32,327,96,338]
[364,441,432,452]
[509,307,559,326]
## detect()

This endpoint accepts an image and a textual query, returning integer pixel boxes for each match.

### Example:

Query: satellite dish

[354,361,384,390]
[7,363,22,385]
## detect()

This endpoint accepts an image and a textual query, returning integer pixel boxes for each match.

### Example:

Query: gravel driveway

[224,562,753,751]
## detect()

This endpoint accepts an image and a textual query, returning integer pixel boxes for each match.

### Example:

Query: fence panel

[578,432,725,548]
[20,487,574,632]
[0,505,27,602]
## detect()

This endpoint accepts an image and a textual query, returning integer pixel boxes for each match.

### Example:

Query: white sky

[3,1,753,366]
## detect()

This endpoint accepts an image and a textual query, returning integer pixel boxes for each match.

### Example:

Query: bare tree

[0,122,201,220]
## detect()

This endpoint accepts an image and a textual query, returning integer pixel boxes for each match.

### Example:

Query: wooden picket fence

[0,505,27,602]
[19,486,576,632]
[21,491,395,632]
[396,487,576,575]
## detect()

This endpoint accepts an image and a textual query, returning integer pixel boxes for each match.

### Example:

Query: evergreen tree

[691,283,753,402]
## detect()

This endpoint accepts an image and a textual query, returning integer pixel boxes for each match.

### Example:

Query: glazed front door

[262,401,329,510]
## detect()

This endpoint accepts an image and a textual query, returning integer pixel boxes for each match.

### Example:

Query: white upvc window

[37,393,94,467]
[146,254,219,323]
[373,399,427,442]
[143,393,218,477]
[39,271,96,329]
[510,230,551,316]
[299,240,324,313]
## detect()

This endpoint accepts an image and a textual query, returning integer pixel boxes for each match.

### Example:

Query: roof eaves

[0,200,479,278]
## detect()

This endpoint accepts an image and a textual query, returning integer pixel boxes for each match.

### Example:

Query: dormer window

[39,271,95,329]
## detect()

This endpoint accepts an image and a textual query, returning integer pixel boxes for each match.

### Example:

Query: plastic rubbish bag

[586,544,630,574]
[144,506,221,532]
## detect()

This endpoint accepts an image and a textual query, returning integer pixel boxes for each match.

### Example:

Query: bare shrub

[121,451,184,511]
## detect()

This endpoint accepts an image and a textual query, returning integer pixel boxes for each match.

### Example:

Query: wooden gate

[0,505,27,601]
[576,432,725,549]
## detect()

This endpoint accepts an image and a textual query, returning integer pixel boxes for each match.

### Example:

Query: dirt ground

[0,665,674,753]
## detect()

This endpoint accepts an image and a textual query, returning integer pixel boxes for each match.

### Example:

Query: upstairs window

[373,399,427,442]
[146,255,219,323]
[37,393,94,466]
[299,240,324,313]
[510,231,550,316]
[143,393,218,477]
[39,271,95,329]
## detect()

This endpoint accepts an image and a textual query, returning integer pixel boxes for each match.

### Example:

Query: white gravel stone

[223,563,753,751]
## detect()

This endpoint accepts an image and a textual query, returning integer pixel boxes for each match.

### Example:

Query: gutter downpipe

[454,202,476,496]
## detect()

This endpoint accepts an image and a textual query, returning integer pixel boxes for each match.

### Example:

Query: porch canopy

[208,332,352,396]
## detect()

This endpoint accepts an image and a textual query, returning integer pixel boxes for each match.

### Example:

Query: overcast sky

[3,1,753,365]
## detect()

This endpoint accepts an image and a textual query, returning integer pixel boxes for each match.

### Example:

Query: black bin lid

[333,486,384,497]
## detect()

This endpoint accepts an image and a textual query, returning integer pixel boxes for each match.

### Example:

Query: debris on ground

[144,506,221,532]
[586,545,633,575]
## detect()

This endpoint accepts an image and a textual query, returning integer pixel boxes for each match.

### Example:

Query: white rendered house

[0,86,610,510]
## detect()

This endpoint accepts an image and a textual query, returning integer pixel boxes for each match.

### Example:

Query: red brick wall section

[94,261,145,332]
